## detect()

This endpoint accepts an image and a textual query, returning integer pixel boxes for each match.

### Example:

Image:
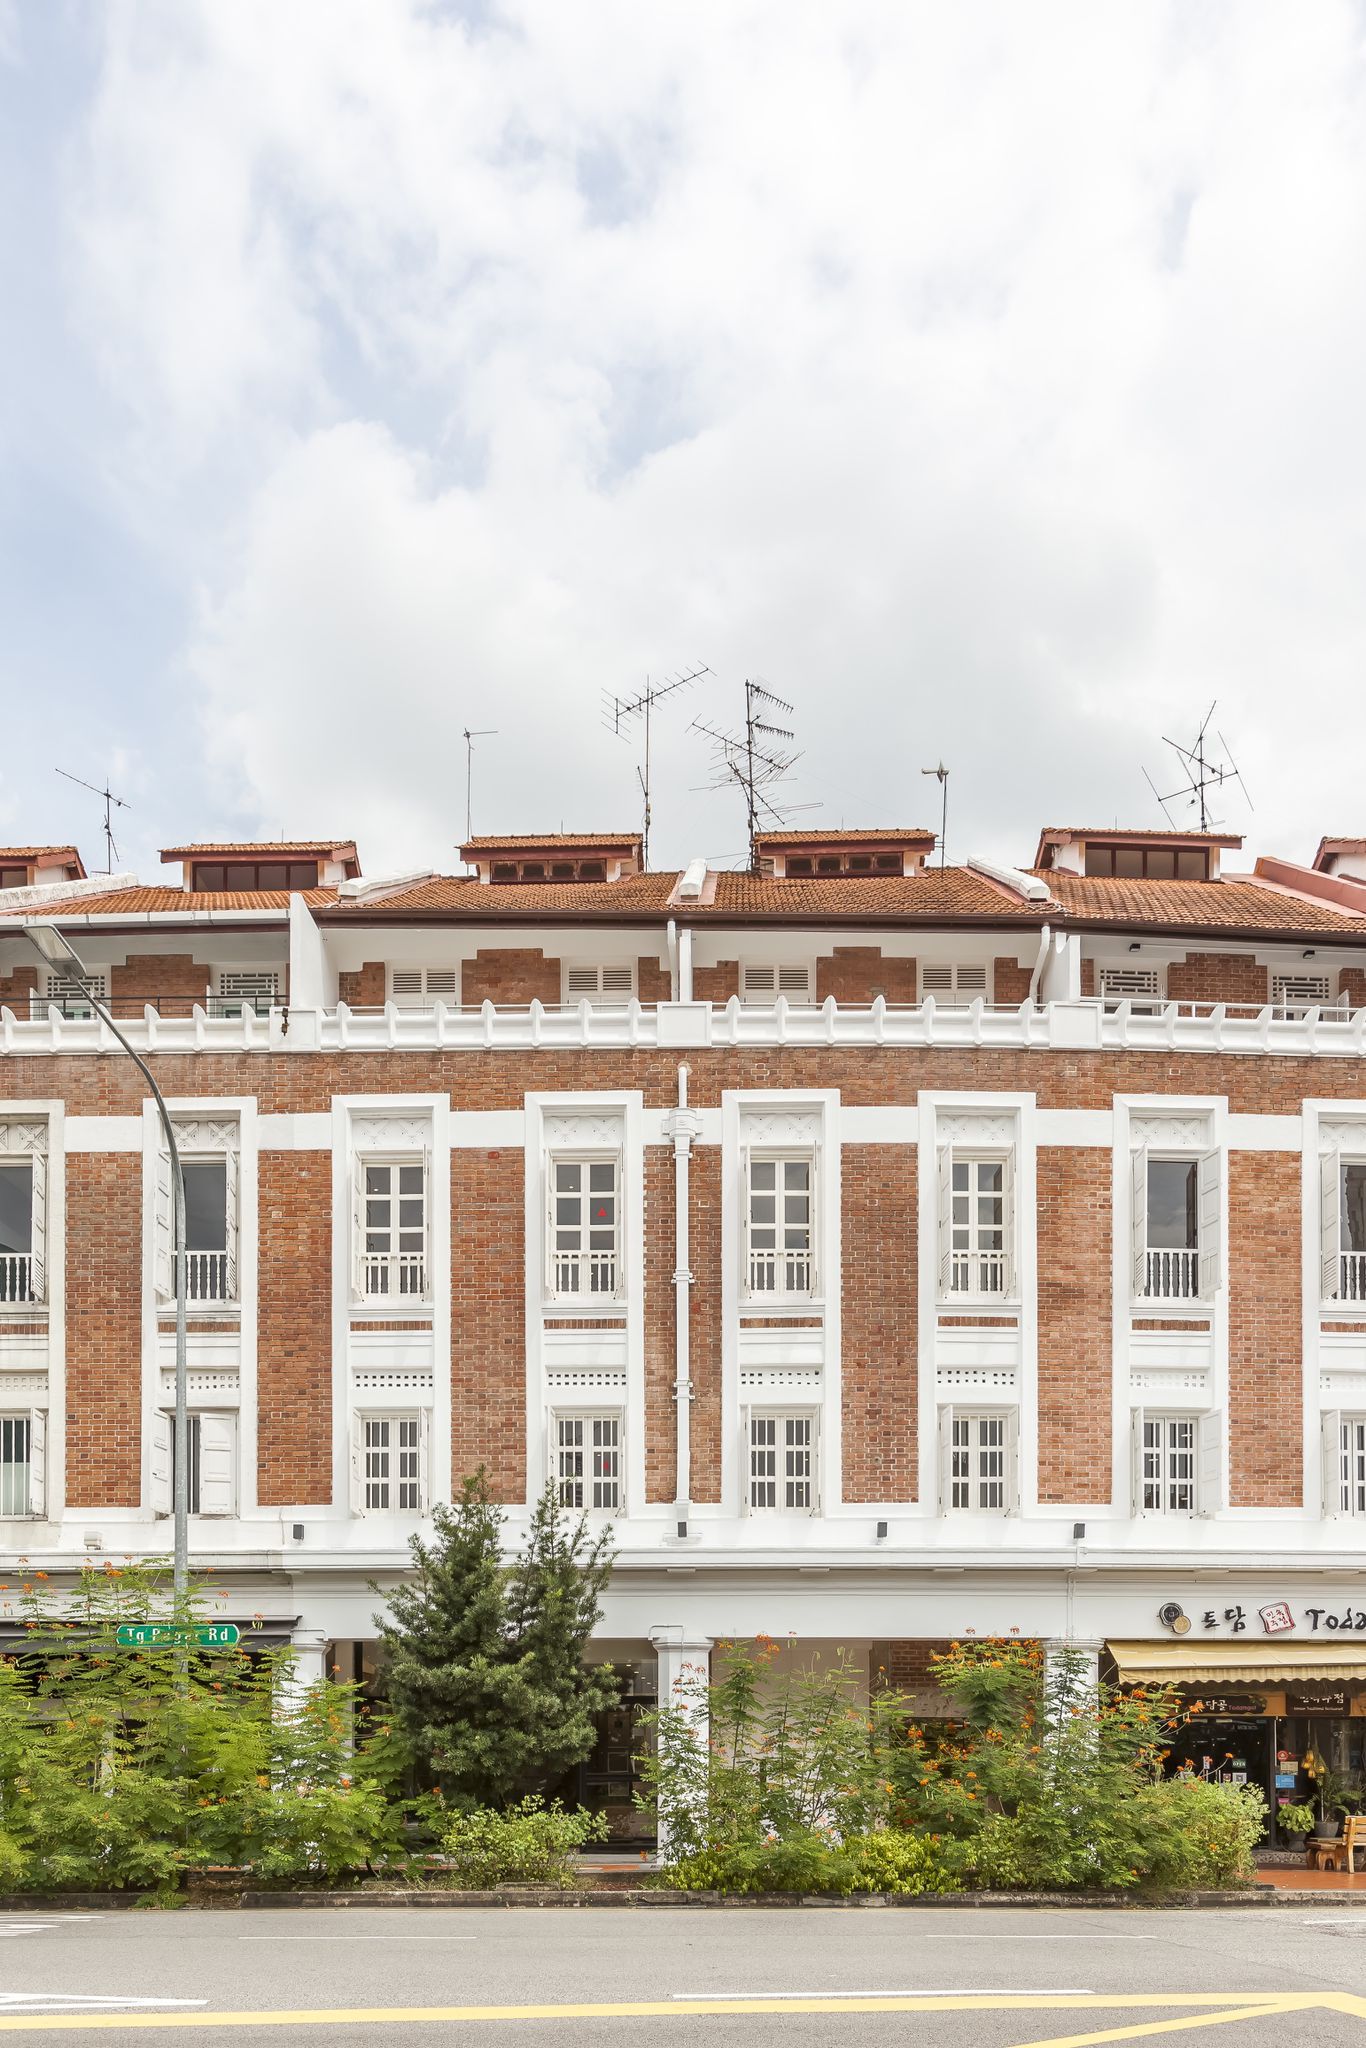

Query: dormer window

[0,867,26,890]
[463,835,642,884]
[190,860,320,890]
[753,831,933,878]
[1084,845,1209,881]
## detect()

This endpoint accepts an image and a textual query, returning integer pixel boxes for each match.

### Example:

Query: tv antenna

[462,728,498,843]
[691,677,816,872]
[1145,702,1252,832]
[921,761,949,870]
[603,665,709,869]
[55,767,129,873]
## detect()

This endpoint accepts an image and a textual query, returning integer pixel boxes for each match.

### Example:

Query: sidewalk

[1255,1862,1366,1890]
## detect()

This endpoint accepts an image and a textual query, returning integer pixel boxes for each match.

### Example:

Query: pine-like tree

[375,1471,618,1808]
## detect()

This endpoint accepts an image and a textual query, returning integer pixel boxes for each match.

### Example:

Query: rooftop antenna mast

[1148,702,1253,832]
[462,727,498,844]
[691,677,816,872]
[603,665,709,869]
[921,761,949,870]
[55,767,129,874]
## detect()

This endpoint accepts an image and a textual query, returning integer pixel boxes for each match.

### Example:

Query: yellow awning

[1110,1640,1366,1685]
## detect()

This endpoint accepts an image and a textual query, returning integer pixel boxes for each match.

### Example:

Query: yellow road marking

[1003,2000,1307,2048]
[0,1991,1344,2033]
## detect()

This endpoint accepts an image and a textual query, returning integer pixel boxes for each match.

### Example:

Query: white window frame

[155,1130,240,1306]
[938,1406,1018,1515]
[1098,965,1164,1012]
[1323,1411,1366,1518]
[1130,1147,1220,1304]
[1322,1150,1366,1306]
[0,1410,45,1518]
[546,1153,622,1302]
[920,963,991,1005]
[743,1407,818,1514]
[0,1144,45,1308]
[1131,1409,1222,1517]
[743,1150,816,1300]
[563,963,635,1008]
[741,963,814,1005]
[210,971,281,1018]
[350,1410,430,1515]
[551,1410,624,1514]
[389,967,460,1011]
[352,1151,430,1304]
[150,1411,237,1518]
[938,1146,1015,1302]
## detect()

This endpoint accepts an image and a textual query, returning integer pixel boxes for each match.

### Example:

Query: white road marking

[0,1995,207,2012]
[238,1934,478,1941]
[0,1926,57,1938]
[671,1987,1095,1999]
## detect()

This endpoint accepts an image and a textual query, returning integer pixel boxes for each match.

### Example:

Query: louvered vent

[921,964,988,1001]
[43,973,107,1014]
[742,964,813,1002]
[1099,966,1162,1007]
[1273,973,1333,1014]
[565,965,634,1005]
[391,968,458,1008]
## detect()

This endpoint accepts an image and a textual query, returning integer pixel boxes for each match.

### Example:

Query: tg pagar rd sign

[114,1622,240,1649]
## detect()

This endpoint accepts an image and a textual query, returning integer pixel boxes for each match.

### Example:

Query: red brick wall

[689,1147,723,1503]
[461,949,561,1007]
[451,1147,525,1496]
[1228,1151,1300,1508]
[993,956,1033,1005]
[1037,1148,1111,1503]
[644,1148,675,1501]
[65,1153,141,1508]
[1168,953,1268,1006]
[111,954,206,1019]
[338,961,385,1008]
[816,949,917,1004]
[257,1151,332,1505]
[693,960,739,1003]
[842,1146,917,1500]
[0,964,37,1010]
[1341,969,1366,1008]
[637,956,670,1005]
[1080,958,1096,997]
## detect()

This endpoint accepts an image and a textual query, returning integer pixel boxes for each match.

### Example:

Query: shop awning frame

[1111,1640,1366,1685]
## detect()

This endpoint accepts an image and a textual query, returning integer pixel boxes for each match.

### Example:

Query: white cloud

[61,0,1366,869]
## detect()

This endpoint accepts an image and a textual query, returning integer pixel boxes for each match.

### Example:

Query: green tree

[375,1471,617,1808]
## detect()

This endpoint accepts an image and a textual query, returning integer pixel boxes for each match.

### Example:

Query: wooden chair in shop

[1307,1817,1366,1873]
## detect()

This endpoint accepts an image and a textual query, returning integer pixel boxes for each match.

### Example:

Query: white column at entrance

[1043,1638,1102,1722]
[275,1629,329,1719]
[649,1626,713,1860]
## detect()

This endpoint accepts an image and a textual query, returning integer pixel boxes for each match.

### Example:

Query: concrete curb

[0,1884,1360,1911]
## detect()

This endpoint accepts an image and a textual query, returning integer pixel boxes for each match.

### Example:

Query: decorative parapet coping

[3,996,1366,1058]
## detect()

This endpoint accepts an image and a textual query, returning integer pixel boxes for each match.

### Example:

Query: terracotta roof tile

[14,886,337,916]
[160,840,356,858]
[1038,871,1366,934]
[0,846,84,862]
[754,827,936,845]
[460,833,642,850]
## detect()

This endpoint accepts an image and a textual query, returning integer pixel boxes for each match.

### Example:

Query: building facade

[4,821,1366,1834]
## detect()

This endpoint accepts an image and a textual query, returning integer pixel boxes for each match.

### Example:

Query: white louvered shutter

[197,1415,237,1517]
[777,964,813,1001]
[1130,1408,1146,1517]
[742,964,777,1002]
[921,964,986,1003]
[29,1151,47,1302]
[740,1136,753,1295]
[349,1418,364,1515]
[567,965,634,1007]
[391,970,424,1008]
[418,1409,431,1512]
[937,1146,953,1296]
[1197,1410,1224,1517]
[1001,1149,1017,1297]
[1197,1151,1222,1298]
[1322,1152,1343,1303]
[1130,1149,1148,1298]
[351,1153,366,1301]
[739,1405,752,1515]
[427,967,458,1006]
[27,1410,45,1518]
[1322,1410,1344,1518]
[956,963,989,1000]
[600,965,633,1003]
[1004,1408,1020,1515]
[154,1145,174,1302]
[937,1405,955,1513]
[224,1146,240,1301]
[921,964,951,999]
[151,1411,172,1517]
[805,1410,822,1516]
[422,1142,432,1294]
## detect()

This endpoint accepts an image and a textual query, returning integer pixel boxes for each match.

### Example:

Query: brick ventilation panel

[1036,1147,1112,1503]
[842,1146,917,1500]
[1229,1150,1301,1508]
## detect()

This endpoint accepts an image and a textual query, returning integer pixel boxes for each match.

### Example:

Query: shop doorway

[1167,1714,1271,1815]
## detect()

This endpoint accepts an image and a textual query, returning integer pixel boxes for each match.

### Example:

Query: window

[554,1413,622,1512]
[746,1411,816,1513]
[1131,1148,1219,1301]
[155,1137,238,1305]
[191,861,318,890]
[390,968,459,1011]
[0,1413,44,1517]
[1133,1410,1221,1516]
[0,866,28,890]
[353,1157,427,1301]
[1098,966,1163,1012]
[1273,973,1334,1017]
[920,963,990,1004]
[741,964,814,1004]
[549,1159,620,1298]
[940,1409,1016,1514]
[745,1155,814,1296]
[150,1412,236,1517]
[937,1148,1015,1300]
[1324,1414,1366,1517]
[211,971,280,1017]
[1084,844,1209,880]
[1320,1156,1366,1303]
[39,972,107,1019]
[353,1413,427,1513]
[0,1155,42,1305]
[564,965,635,1008]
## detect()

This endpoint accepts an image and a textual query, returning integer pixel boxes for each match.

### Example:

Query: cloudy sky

[2,1,1364,881]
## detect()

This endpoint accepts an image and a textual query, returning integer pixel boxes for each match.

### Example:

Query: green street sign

[114,1622,241,1649]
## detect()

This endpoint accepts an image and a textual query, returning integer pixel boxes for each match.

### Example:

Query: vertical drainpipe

[666,918,679,1002]
[1028,923,1052,1006]
[667,1062,699,1530]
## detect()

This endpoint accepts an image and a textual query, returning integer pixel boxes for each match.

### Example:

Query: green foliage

[1128,1779,1265,1887]
[657,1828,961,1896]
[1276,1801,1317,1836]
[439,1796,607,1888]
[375,1472,618,1809]
[0,1562,405,1890]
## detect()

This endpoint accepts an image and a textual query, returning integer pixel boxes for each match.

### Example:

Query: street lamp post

[24,925,190,1604]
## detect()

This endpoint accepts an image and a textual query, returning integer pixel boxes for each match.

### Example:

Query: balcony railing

[1341,1252,1366,1304]
[747,1248,814,1296]
[1143,1247,1200,1300]
[360,1252,427,1301]
[949,1250,1009,1296]
[551,1250,619,1298]
[0,1254,41,1305]
[183,1251,231,1302]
